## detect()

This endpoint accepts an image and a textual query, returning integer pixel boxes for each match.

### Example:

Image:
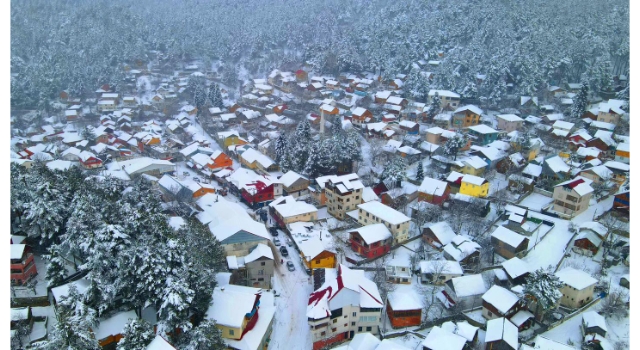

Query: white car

[273,238,281,246]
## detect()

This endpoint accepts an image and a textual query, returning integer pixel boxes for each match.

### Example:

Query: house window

[366,327,372,332]
[321,331,326,336]
[261,262,266,266]
[333,319,337,324]
[488,311,492,316]
[229,330,234,336]
[352,322,356,326]
[358,327,362,332]
[353,312,357,317]
[258,277,264,281]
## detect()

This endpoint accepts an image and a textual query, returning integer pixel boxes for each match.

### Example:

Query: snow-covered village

[7,0,633,349]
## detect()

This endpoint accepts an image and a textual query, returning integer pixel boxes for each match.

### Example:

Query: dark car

[286,261,295,271]
[279,246,289,257]
[269,227,279,236]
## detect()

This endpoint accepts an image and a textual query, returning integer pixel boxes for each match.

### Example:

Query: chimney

[320,109,325,134]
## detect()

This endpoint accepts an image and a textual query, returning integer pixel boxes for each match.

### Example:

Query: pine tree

[81,127,96,143]
[116,318,155,350]
[381,156,407,189]
[194,86,206,117]
[570,82,588,121]
[274,134,288,164]
[33,285,101,350]
[177,320,226,350]
[303,141,321,178]
[208,84,224,109]
[523,267,564,325]
[416,161,424,182]
[44,245,67,288]
[427,92,441,123]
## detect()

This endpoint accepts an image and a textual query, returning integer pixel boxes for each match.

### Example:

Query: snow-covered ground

[268,246,313,349]
[13,256,49,298]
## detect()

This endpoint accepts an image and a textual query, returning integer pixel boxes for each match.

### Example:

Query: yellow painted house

[459,174,489,198]
[289,222,336,271]
[218,131,249,149]
[451,156,488,176]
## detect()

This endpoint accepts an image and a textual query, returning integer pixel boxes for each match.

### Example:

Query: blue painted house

[467,124,499,146]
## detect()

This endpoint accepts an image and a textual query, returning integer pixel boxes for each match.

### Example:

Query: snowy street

[268,242,313,349]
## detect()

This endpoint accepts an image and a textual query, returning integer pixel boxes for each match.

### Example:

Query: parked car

[193,177,200,182]
[274,238,281,246]
[269,227,279,236]
[183,171,189,176]
[286,261,295,271]
[279,246,288,257]
[286,239,292,247]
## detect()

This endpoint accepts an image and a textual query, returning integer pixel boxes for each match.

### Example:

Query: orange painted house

[386,291,423,328]
[210,150,233,170]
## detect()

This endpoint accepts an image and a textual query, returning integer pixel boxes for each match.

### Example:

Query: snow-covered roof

[454,104,483,115]
[590,121,616,131]
[545,156,570,173]
[582,311,607,332]
[461,174,486,186]
[387,288,424,311]
[196,194,270,242]
[375,90,392,99]
[423,221,456,245]
[362,186,380,203]
[269,195,317,218]
[146,335,176,350]
[580,164,611,179]
[422,326,467,350]
[307,264,383,320]
[50,278,91,303]
[240,148,275,169]
[468,124,498,134]
[10,307,29,321]
[485,318,518,349]
[289,222,335,260]
[501,257,530,279]
[603,160,628,172]
[418,177,448,196]
[497,114,523,122]
[443,235,481,262]
[616,143,630,152]
[449,274,487,297]
[357,201,410,225]
[337,333,381,350]
[46,160,74,171]
[522,163,542,178]
[491,226,526,248]
[428,89,460,98]
[555,267,598,290]
[243,243,274,263]
[552,120,575,130]
[350,224,392,244]
[482,285,520,314]
[278,171,307,188]
[206,284,261,328]
[95,310,138,340]
[522,336,573,350]
[554,177,594,196]
[10,244,26,260]
[419,260,463,275]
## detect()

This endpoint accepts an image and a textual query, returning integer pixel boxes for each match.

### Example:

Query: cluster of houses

[10,55,630,350]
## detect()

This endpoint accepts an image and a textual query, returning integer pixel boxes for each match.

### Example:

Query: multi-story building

[552,177,593,217]
[357,201,411,244]
[452,105,483,128]
[325,173,365,220]
[279,171,310,198]
[428,89,461,110]
[555,267,597,309]
[496,114,524,133]
[459,174,489,198]
[10,244,37,285]
[307,264,383,350]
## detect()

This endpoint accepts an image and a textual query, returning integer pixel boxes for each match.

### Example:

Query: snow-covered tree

[415,161,425,182]
[208,84,224,109]
[177,320,226,350]
[443,134,468,161]
[274,134,288,165]
[116,318,155,350]
[380,156,407,189]
[523,267,564,324]
[427,92,441,123]
[569,82,589,121]
[44,245,67,288]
